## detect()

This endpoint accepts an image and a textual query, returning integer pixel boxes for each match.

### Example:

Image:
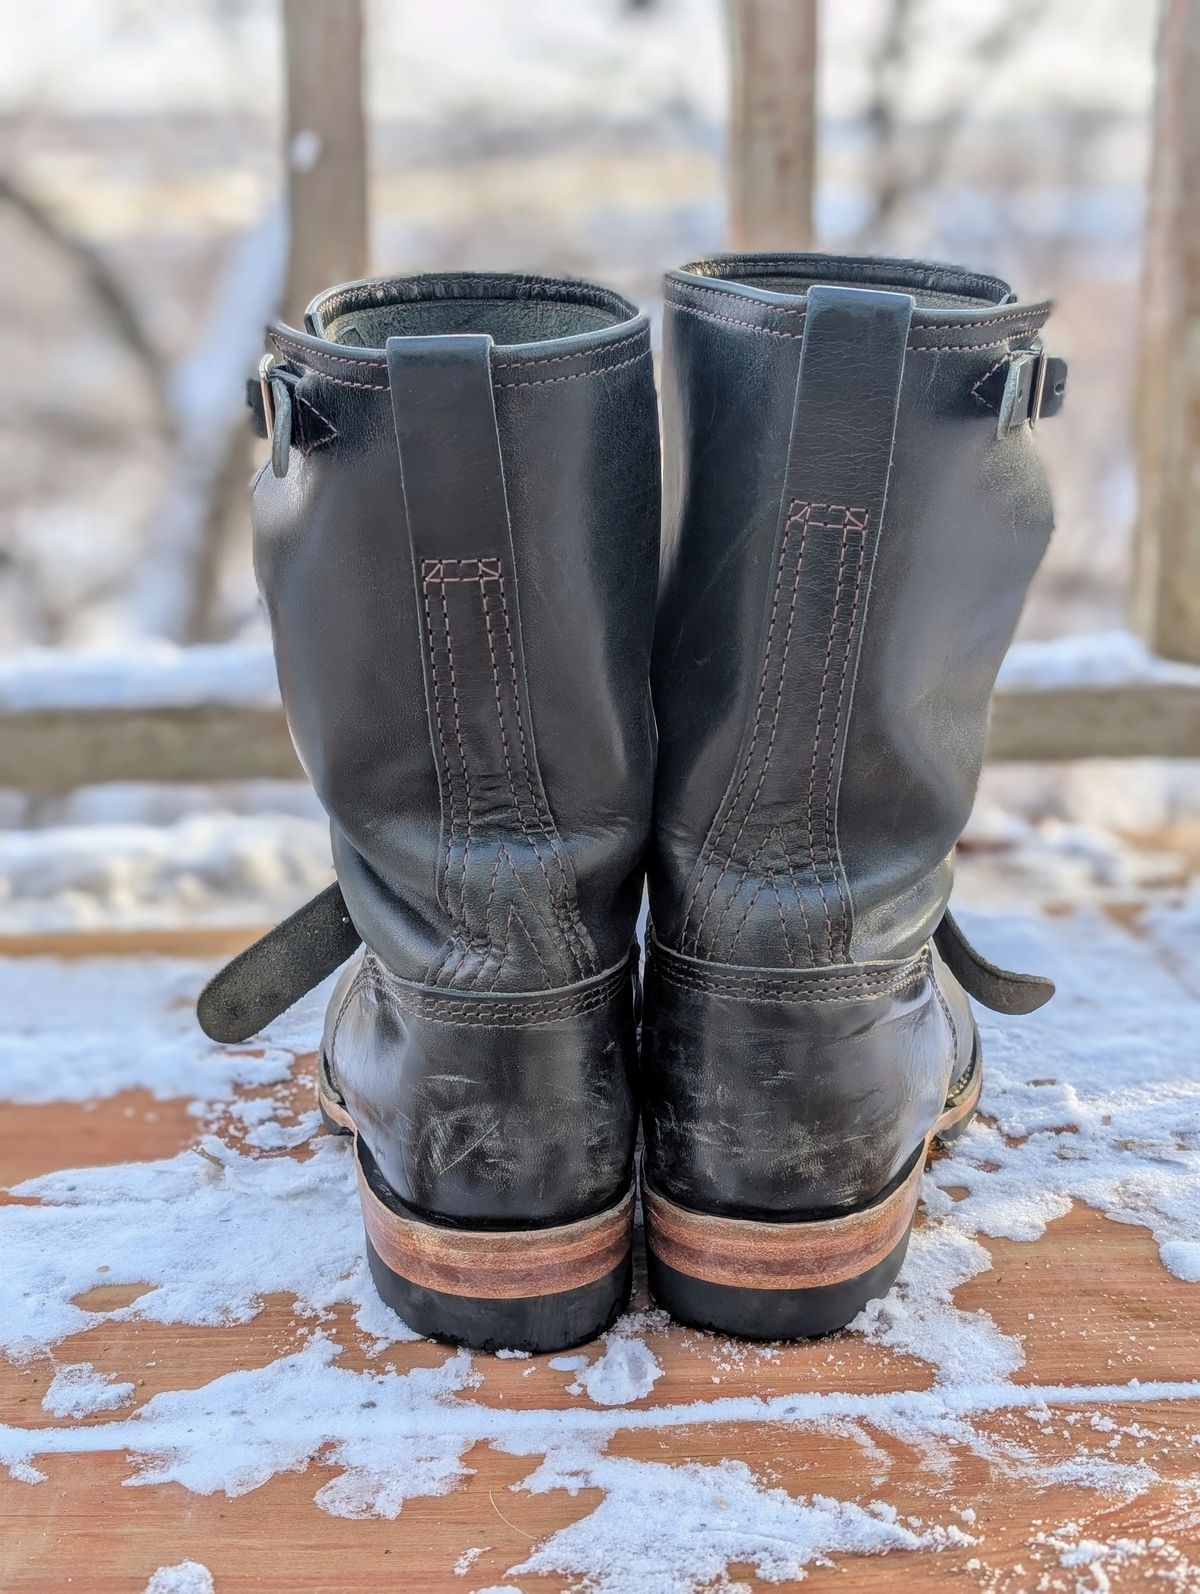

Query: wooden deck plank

[2,933,1198,1592]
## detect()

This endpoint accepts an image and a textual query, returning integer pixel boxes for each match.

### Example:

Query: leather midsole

[319,1076,635,1299]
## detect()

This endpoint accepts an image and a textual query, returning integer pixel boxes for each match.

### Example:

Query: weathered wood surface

[4,677,1199,794]
[726,0,818,251]
[282,0,368,325]
[1131,0,1200,663]
[2,929,1199,1592]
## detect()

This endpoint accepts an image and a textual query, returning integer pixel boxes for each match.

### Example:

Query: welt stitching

[685,504,810,954]
[495,574,598,976]
[809,515,869,962]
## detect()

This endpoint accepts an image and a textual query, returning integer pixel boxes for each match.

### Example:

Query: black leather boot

[641,253,1064,1339]
[199,273,660,1352]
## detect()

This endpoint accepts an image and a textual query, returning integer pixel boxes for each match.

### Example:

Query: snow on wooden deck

[2,887,1199,1592]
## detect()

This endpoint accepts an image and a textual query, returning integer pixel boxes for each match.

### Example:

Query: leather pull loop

[197,883,361,1043]
[934,907,1055,1016]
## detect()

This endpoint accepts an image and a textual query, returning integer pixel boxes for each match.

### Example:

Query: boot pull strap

[384,334,598,990]
[197,883,361,1044]
[934,907,1054,1015]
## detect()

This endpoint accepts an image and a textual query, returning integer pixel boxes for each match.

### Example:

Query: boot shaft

[652,253,1060,968]
[253,273,661,991]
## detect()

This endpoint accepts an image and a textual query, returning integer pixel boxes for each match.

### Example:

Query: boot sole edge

[643,1058,982,1340]
[318,1074,634,1353]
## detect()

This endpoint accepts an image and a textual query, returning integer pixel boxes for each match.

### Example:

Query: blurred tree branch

[858,0,1048,247]
[0,172,173,439]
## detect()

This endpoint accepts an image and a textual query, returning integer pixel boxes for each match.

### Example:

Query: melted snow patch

[42,1361,135,1418]
[144,1563,215,1594]
[3,1136,415,1358]
[509,1452,975,1593]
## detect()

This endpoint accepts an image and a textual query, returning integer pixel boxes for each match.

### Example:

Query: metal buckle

[258,353,278,436]
[1029,349,1049,431]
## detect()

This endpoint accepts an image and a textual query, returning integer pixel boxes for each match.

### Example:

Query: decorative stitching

[667,276,806,318]
[481,584,590,981]
[491,329,649,370]
[932,970,958,1057]
[492,350,651,390]
[437,576,474,940]
[665,297,805,342]
[804,509,869,961]
[421,556,597,989]
[420,581,462,931]
[494,574,599,976]
[683,502,811,954]
[367,952,626,1026]
[664,298,1045,355]
[651,945,929,1004]
[970,352,1016,413]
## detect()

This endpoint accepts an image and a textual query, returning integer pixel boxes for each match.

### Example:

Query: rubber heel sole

[644,1058,982,1341]
[318,1080,633,1353]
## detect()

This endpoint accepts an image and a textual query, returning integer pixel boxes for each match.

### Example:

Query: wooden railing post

[282,0,369,325]
[727,0,818,251]
[1131,0,1200,663]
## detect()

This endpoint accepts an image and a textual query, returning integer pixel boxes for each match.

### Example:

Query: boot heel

[644,1056,983,1341]
[642,1144,924,1340]
[320,1075,633,1353]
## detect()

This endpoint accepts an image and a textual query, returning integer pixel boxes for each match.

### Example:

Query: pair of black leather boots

[200,254,1063,1354]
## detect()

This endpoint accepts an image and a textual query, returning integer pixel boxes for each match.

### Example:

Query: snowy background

[2,8,1199,1590]
[0,0,1195,935]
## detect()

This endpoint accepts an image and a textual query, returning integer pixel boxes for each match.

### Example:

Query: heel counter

[641,939,966,1218]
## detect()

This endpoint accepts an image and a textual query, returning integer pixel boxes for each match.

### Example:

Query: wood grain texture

[6,674,1199,796]
[1131,0,1200,663]
[2,934,1198,1592]
[727,0,818,250]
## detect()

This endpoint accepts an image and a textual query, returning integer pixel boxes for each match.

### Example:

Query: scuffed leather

[644,253,1057,1222]
[324,950,639,1224]
[641,939,974,1217]
[252,273,659,1226]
